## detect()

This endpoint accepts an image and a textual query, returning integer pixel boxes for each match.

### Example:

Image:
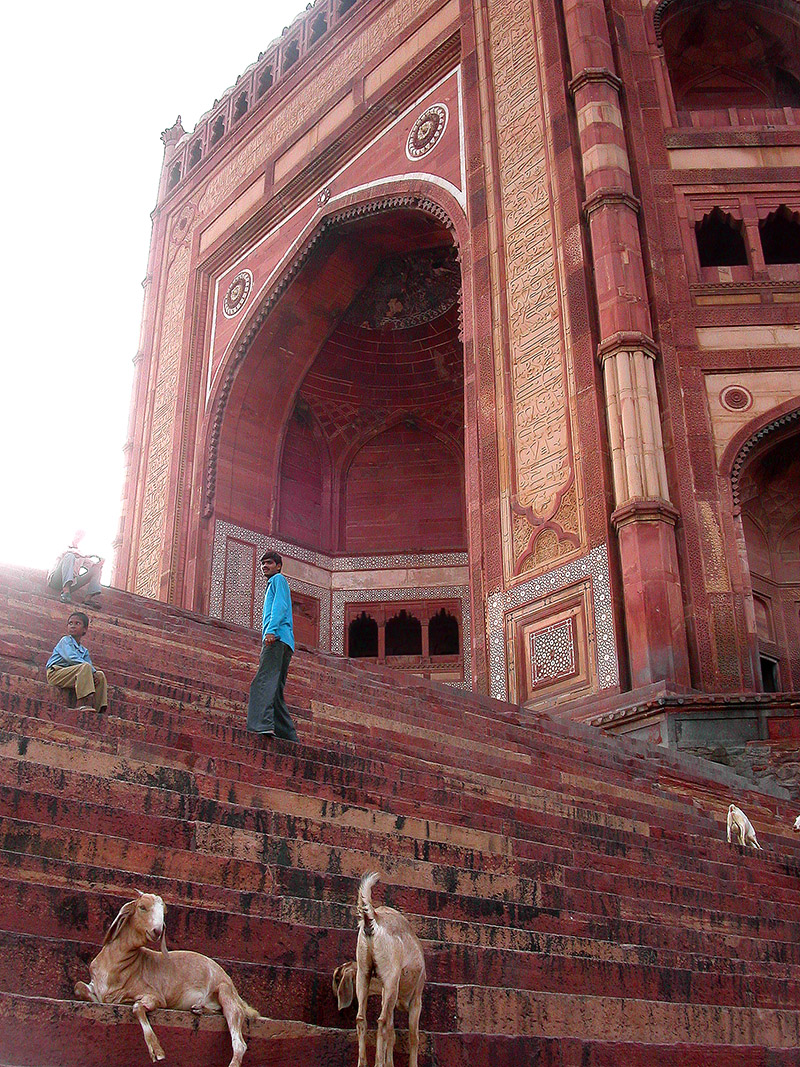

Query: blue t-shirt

[46,635,94,671]
[262,572,294,650]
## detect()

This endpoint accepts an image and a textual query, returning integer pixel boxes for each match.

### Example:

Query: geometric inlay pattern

[530,617,576,685]
[487,543,618,700]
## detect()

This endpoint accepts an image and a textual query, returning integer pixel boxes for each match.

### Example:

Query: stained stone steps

[3,565,800,1065]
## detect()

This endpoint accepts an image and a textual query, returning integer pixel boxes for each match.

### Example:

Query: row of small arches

[348,608,460,659]
[167,0,358,191]
[696,206,800,268]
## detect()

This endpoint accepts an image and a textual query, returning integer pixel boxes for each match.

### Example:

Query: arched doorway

[738,426,800,691]
[208,204,470,683]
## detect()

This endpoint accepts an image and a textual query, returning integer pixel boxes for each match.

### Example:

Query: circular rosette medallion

[222,270,253,319]
[406,104,449,161]
[719,385,753,412]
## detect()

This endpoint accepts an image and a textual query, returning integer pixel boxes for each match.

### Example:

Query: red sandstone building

[115,0,800,739]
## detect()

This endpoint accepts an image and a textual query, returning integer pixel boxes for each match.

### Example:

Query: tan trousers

[46,663,108,709]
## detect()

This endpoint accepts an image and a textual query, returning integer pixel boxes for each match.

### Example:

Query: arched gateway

[116,0,800,725]
[206,202,471,683]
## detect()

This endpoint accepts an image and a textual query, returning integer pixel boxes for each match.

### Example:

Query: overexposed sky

[2,1,306,579]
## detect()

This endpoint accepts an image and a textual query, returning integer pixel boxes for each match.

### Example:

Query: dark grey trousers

[247,639,297,740]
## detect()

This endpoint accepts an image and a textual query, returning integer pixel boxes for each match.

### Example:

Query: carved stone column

[564,0,691,688]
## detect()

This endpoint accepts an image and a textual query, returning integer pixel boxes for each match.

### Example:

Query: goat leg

[376,985,398,1067]
[74,980,100,1003]
[217,982,250,1067]
[355,968,371,1067]
[408,993,422,1067]
[133,994,167,1062]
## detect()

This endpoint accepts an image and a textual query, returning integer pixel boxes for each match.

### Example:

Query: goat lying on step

[727,803,763,850]
[74,892,259,1067]
[346,871,426,1067]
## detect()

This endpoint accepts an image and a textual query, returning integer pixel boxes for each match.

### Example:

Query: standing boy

[247,551,297,741]
[46,611,109,711]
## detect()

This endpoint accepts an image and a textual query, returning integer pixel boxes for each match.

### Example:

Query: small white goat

[793,815,800,832]
[74,892,259,1067]
[352,871,425,1067]
[727,803,763,850]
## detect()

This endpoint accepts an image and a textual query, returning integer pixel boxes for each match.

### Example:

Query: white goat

[727,803,763,850]
[74,892,259,1067]
[353,871,425,1067]
[793,815,800,832]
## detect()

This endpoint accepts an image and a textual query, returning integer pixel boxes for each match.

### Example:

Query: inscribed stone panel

[487,0,572,532]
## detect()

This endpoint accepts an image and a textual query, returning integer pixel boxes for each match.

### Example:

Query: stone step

[2,718,797,935]
[2,991,799,1067]
[4,921,799,1021]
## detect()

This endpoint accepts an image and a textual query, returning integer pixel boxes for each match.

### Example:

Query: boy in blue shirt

[246,551,297,741]
[46,611,108,711]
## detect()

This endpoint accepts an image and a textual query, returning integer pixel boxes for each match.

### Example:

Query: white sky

[2,1,306,580]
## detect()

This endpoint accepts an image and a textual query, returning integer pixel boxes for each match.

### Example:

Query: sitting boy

[46,611,108,711]
[47,532,104,607]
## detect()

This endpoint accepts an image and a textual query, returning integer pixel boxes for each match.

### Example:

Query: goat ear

[160,926,169,957]
[103,900,136,945]
[336,966,355,1010]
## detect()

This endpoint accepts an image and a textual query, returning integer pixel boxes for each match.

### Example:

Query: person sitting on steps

[46,611,109,712]
[47,530,104,607]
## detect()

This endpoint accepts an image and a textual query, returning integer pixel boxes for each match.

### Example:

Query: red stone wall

[115,0,800,713]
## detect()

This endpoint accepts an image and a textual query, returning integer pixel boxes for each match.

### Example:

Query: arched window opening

[348,612,378,658]
[309,13,327,45]
[257,67,273,98]
[189,140,202,169]
[339,0,357,14]
[385,611,422,657]
[282,40,299,73]
[429,608,459,656]
[234,91,248,122]
[738,427,800,691]
[760,206,800,265]
[760,656,780,693]
[210,115,225,145]
[696,208,748,268]
[168,162,181,189]
[659,0,800,112]
[775,67,800,107]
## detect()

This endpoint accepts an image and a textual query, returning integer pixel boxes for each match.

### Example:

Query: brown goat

[74,892,258,1066]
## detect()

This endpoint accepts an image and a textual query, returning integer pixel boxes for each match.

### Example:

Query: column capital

[597,332,660,365]
[568,67,623,97]
[583,189,641,222]
[611,498,680,531]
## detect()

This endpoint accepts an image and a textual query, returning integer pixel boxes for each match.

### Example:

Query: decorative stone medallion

[719,385,753,412]
[222,269,253,318]
[406,104,448,161]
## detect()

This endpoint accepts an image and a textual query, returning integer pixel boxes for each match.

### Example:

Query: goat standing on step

[352,871,425,1067]
[727,803,763,850]
[74,892,259,1067]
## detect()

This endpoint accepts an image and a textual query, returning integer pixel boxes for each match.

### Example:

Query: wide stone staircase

[1,562,799,1066]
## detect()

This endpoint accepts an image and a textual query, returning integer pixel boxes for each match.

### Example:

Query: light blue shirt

[262,572,294,650]
[46,635,93,671]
